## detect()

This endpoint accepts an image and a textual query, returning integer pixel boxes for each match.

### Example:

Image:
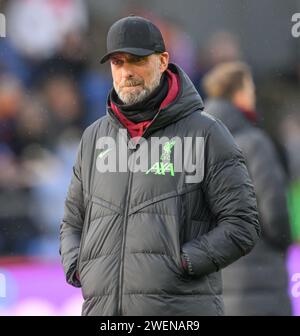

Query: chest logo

[146,140,176,176]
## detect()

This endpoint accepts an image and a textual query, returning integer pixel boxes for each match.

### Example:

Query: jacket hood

[107,63,204,137]
[204,98,251,135]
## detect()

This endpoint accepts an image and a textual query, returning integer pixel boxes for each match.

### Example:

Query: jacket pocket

[192,219,210,239]
[76,200,92,275]
[165,253,191,284]
[178,220,210,278]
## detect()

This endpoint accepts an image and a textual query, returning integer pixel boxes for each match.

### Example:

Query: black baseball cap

[100,15,166,64]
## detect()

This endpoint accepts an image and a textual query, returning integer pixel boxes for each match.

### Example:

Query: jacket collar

[106,63,204,138]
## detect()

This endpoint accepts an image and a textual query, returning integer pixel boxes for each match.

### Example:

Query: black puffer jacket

[206,98,292,315]
[59,64,260,316]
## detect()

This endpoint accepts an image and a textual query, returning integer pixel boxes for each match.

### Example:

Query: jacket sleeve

[181,119,261,277]
[240,131,292,250]
[59,138,85,287]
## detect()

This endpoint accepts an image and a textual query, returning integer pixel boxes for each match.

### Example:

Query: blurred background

[0,0,299,315]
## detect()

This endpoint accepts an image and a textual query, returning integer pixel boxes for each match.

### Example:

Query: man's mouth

[122,84,142,89]
[124,84,142,87]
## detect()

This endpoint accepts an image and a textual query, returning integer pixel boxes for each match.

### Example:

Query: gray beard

[116,74,161,105]
[117,87,151,105]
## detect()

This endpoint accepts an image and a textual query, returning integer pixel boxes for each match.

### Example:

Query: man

[203,61,292,315]
[59,16,260,316]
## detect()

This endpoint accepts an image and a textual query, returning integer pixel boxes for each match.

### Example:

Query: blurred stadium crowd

[0,0,299,262]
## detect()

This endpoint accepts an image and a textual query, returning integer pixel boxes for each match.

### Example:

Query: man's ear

[159,52,169,73]
[232,88,246,110]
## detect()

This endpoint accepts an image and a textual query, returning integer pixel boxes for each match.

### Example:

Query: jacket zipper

[107,107,134,315]
[109,107,159,315]
[118,151,135,315]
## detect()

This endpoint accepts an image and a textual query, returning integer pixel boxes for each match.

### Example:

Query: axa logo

[0,13,6,38]
[146,139,176,177]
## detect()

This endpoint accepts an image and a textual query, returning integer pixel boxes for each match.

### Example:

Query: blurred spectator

[6,0,88,60]
[31,30,89,86]
[280,115,300,243]
[205,31,242,67]
[0,0,88,86]
[0,74,23,149]
[0,75,40,255]
[0,74,29,183]
[30,29,110,126]
[0,0,108,257]
[0,72,84,257]
[281,115,300,181]
[39,74,84,140]
[203,61,292,315]
[0,39,30,84]
[26,129,81,257]
[20,75,84,257]
[28,24,109,127]
[14,97,52,155]
[194,30,243,97]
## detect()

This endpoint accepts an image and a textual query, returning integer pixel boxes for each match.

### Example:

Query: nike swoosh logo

[97,148,112,159]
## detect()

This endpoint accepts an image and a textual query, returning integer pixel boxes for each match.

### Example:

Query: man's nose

[121,63,134,79]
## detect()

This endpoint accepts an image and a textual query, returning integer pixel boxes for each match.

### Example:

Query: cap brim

[100,48,155,64]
